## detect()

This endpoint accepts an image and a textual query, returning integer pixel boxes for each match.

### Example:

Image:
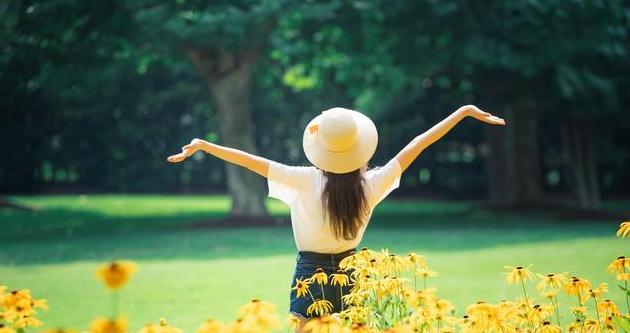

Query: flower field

[0,196,628,332]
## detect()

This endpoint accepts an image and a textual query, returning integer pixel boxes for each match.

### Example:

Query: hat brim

[302,110,378,174]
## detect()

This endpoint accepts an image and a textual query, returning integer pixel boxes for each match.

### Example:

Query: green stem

[423,276,427,290]
[519,276,534,331]
[592,297,603,333]
[112,291,119,318]
[553,293,562,328]
[339,285,344,312]
[624,266,630,313]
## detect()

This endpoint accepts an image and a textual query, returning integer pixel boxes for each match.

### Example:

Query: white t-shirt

[267,159,402,253]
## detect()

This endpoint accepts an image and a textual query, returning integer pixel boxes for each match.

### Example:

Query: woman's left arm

[394,105,506,172]
[167,138,270,178]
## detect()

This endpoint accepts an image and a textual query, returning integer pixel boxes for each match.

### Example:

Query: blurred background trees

[1,0,629,215]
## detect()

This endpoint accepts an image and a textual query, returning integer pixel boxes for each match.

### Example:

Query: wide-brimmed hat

[302,107,378,174]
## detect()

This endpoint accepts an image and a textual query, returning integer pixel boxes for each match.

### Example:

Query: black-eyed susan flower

[536,273,568,292]
[292,277,311,299]
[504,265,535,284]
[95,261,137,290]
[407,253,427,269]
[285,314,302,331]
[330,270,350,287]
[529,304,554,322]
[238,298,277,317]
[564,277,591,297]
[384,254,407,273]
[13,315,43,329]
[570,306,588,316]
[89,317,128,333]
[597,299,620,316]
[341,291,369,307]
[539,320,561,333]
[0,325,16,333]
[306,300,334,317]
[415,268,438,278]
[311,268,328,286]
[348,322,371,333]
[303,316,344,333]
[194,319,224,333]
[616,221,630,239]
[581,283,608,303]
[607,256,630,275]
[339,253,359,271]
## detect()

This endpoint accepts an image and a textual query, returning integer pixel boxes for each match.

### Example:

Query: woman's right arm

[393,105,505,173]
[167,138,270,178]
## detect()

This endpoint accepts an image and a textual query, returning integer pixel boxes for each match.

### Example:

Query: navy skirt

[289,248,355,319]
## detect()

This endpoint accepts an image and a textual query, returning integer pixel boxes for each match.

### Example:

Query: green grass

[1,195,628,331]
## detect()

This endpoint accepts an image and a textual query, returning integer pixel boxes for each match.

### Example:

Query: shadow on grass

[0,199,621,265]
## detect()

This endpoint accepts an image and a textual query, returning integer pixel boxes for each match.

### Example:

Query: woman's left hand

[459,105,506,125]
[167,138,204,163]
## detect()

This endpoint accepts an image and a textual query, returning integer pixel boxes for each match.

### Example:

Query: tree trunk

[187,48,267,217]
[561,117,601,209]
[483,80,544,206]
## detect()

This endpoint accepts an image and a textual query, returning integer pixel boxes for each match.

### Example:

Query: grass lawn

[1,195,628,331]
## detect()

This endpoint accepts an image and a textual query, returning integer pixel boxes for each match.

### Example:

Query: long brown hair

[322,169,368,240]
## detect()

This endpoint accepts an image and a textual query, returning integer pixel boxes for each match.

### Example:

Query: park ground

[1,195,629,331]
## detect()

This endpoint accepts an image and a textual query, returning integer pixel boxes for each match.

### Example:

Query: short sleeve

[364,159,402,205]
[267,161,317,205]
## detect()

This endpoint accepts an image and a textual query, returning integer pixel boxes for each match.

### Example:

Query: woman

[167,105,505,320]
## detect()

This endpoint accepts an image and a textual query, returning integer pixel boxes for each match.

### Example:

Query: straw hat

[302,107,378,174]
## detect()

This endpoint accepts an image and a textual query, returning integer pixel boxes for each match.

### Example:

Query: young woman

[167,105,505,320]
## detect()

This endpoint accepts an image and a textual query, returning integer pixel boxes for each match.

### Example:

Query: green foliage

[1,0,629,197]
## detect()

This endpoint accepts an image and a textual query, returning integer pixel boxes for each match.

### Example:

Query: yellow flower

[529,304,554,322]
[311,268,328,286]
[504,265,534,284]
[597,299,620,316]
[348,322,371,333]
[0,325,16,333]
[195,319,224,333]
[95,261,137,290]
[306,299,334,316]
[570,306,588,316]
[285,314,302,330]
[339,253,360,271]
[536,273,568,292]
[13,315,43,329]
[581,283,608,303]
[616,221,630,238]
[540,320,561,333]
[542,290,559,300]
[564,277,591,297]
[330,270,350,287]
[616,273,630,280]
[584,319,600,331]
[340,307,369,325]
[90,317,128,333]
[356,247,376,262]
[384,254,407,273]
[237,298,276,317]
[302,316,344,333]
[415,268,438,278]
[607,256,630,274]
[341,291,369,307]
[292,277,311,298]
[407,253,427,269]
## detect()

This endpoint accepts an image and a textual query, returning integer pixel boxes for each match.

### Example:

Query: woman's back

[267,158,402,253]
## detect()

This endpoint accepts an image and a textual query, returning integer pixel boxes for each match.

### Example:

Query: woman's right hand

[167,138,205,163]
[458,105,506,126]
